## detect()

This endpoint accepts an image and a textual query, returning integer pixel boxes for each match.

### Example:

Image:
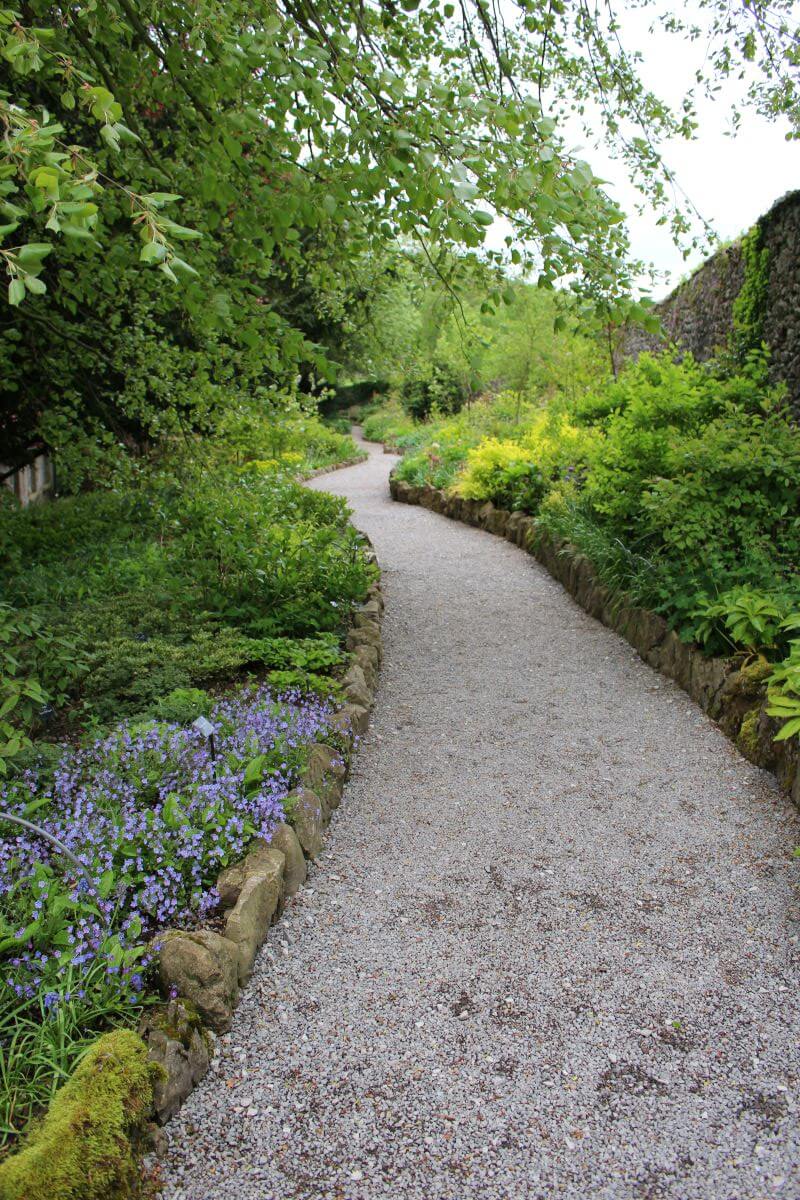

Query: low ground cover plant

[0,683,334,1148]
[1,457,370,748]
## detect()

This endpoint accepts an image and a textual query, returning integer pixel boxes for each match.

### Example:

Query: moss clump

[737,707,761,761]
[729,655,773,697]
[0,1030,157,1200]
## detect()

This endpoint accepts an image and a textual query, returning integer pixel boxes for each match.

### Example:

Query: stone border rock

[389,474,800,808]
[142,558,384,1130]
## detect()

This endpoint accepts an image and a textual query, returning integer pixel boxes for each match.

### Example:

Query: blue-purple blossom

[0,685,333,1006]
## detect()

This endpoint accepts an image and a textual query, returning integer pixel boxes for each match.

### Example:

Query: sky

[571,6,799,299]
[486,1,799,300]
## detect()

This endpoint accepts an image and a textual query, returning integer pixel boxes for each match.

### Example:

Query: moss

[149,999,204,1051]
[732,223,770,359]
[731,655,773,696]
[737,708,761,761]
[0,1030,158,1200]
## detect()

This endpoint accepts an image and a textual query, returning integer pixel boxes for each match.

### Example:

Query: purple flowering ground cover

[0,683,334,1149]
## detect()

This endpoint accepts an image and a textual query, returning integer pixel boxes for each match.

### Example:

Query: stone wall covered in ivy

[620,189,800,416]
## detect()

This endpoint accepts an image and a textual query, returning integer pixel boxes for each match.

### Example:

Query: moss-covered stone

[717,656,773,740]
[0,1030,157,1200]
[147,996,205,1050]
[140,1000,210,1125]
[728,655,773,696]
[737,708,761,762]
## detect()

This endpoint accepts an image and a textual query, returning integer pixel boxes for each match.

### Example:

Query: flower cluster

[0,685,332,1008]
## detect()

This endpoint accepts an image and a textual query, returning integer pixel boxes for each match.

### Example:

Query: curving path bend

[160,435,800,1200]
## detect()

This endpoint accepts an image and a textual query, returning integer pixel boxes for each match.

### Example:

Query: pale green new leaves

[0,10,200,303]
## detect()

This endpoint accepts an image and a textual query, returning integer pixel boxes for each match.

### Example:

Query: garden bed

[0,426,377,1175]
[0,567,384,1196]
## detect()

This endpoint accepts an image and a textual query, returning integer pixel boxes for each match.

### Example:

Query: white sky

[571,7,799,298]
[486,3,799,299]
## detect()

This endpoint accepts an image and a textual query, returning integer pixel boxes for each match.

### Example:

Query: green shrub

[395,441,470,489]
[456,438,546,511]
[637,407,800,573]
[543,353,799,646]
[401,361,466,420]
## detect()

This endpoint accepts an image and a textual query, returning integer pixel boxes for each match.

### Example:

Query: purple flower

[1,685,335,1009]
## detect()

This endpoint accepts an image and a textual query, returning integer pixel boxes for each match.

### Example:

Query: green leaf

[773,716,800,741]
[23,275,46,295]
[61,225,97,241]
[140,241,167,263]
[170,256,199,278]
[98,869,115,899]
[161,221,202,240]
[8,278,25,306]
[454,181,479,202]
[144,193,182,207]
[17,243,52,268]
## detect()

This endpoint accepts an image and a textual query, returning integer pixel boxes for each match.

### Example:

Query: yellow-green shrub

[520,409,601,478]
[456,439,531,499]
[455,438,546,511]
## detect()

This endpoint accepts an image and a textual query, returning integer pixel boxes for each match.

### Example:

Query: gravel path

[160,436,800,1200]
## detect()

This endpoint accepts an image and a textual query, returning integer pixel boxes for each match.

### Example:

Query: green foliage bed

[1,455,370,741]
[0,422,371,1156]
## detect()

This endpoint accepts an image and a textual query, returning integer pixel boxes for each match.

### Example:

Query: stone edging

[389,474,800,808]
[141,548,384,1135]
[301,452,368,480]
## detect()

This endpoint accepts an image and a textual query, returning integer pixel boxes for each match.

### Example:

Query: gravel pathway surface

[160,436,800,1200]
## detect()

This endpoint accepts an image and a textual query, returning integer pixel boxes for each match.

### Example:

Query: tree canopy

[1,0,797,471]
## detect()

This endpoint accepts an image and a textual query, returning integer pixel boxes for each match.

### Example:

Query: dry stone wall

[620,189,800,417]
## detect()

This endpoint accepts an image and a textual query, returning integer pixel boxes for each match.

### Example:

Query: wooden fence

[1,455,55,507]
